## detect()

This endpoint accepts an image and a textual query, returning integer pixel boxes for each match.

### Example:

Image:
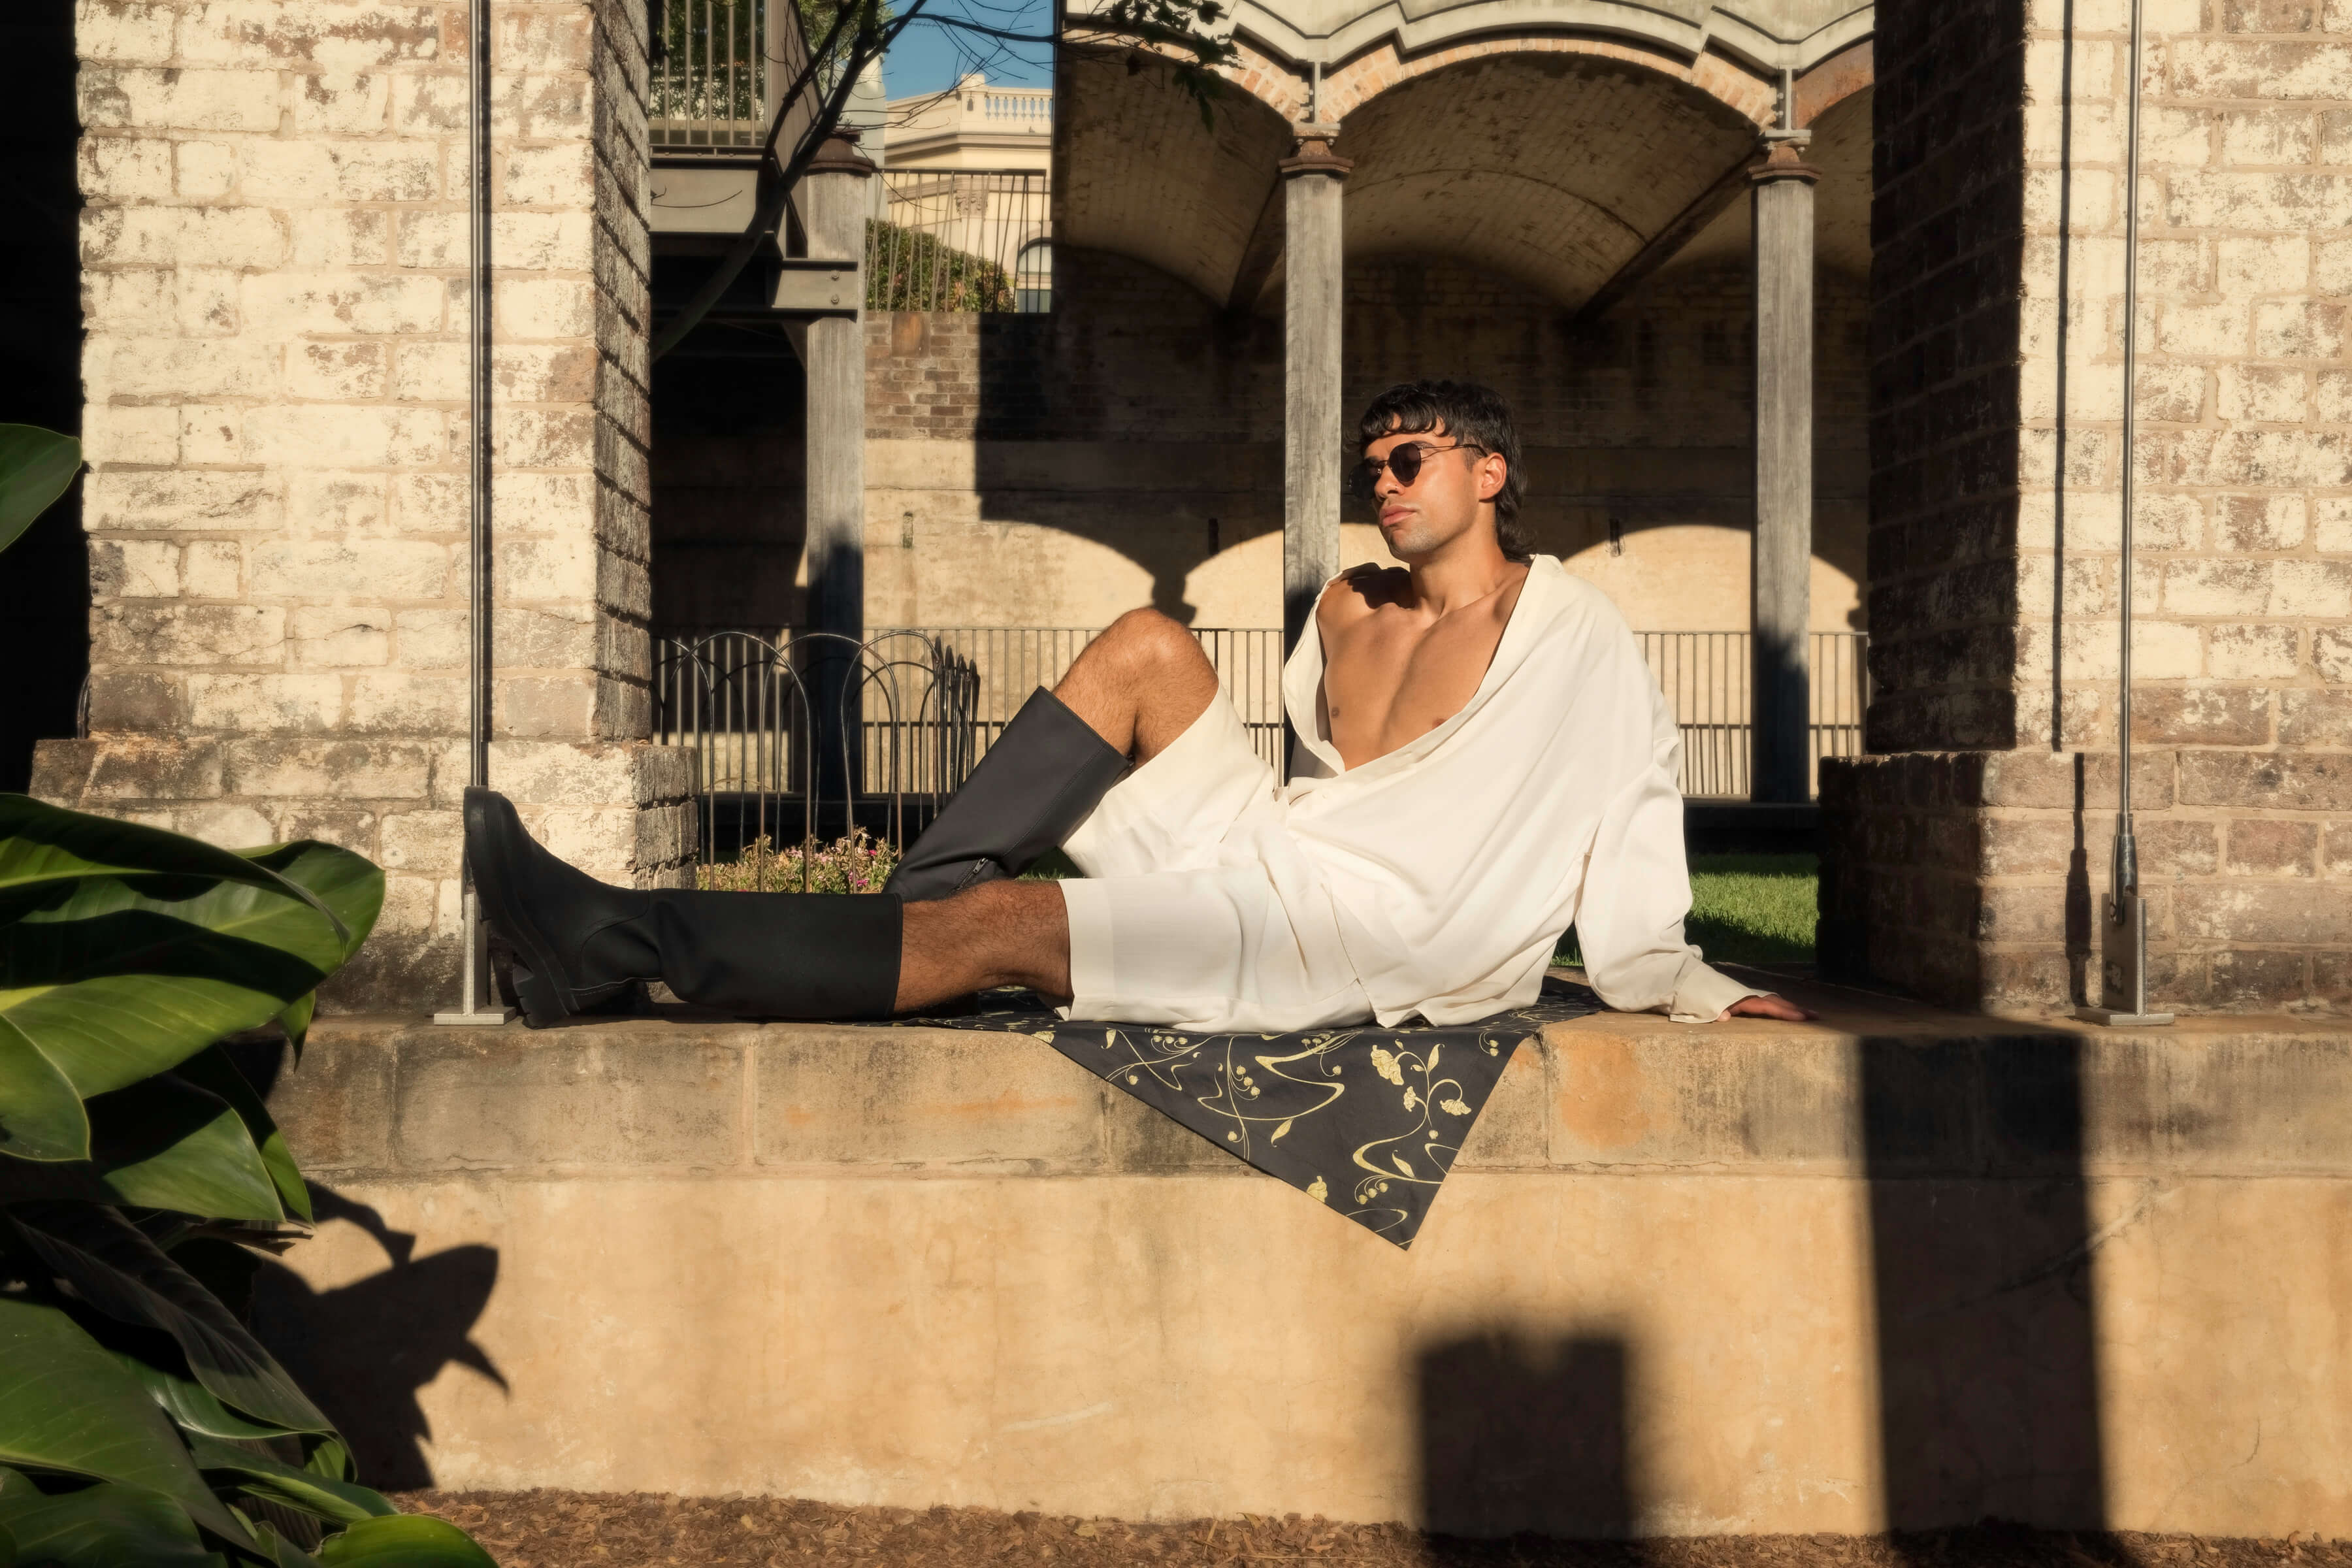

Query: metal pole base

[434,890,517,1026]
[2073,1006,2176,1027]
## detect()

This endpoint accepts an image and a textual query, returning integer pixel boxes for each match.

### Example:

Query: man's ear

[1477,450,1508,502]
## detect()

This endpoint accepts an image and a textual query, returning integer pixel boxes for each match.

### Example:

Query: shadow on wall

[1863,1034,2108,1542]
[250,1184,508,1490]
[1417,1036,2110,1552]
[1418,1331,1635,1548]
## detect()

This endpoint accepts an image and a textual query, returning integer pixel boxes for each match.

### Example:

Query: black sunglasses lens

[1389,443,1425,485]
[1350,461,1380,500]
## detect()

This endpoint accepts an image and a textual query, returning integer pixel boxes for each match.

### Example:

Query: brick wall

[1825,0,2352,1013]
[37,0,687,1010]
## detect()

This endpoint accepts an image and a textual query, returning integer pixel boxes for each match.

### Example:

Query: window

[1014,238,1053,314]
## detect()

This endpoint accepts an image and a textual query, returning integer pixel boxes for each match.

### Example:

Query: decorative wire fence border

[649,0,769,148]
[651,627,1874,878]
[870,171,1052,313]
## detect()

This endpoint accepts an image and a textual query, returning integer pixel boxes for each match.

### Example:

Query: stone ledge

[275,976,2352,1183]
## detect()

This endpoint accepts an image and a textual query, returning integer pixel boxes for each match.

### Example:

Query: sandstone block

[2141,817,2222,880]
[286,472,388,537]
[378,808,463,870]
[287,341,389,402]
[2319,237,2352,296]
[2228,819,2321,877]
[78,137,173,201]
[2279,691,2352,743]
[174,802,279,851]
[287,208,393,267]
[80,67,287,133]
[347,672,467,734]
[91,538,181,599]
[2165,171,2352,231]
[634,744,696,804]
[242,406,448,469]
[493,408,595,468]
[2178,881,2352,945]
[2155,301,2248,358]
[78,0,178,64]
[2218,108,2320,167]
[175,272,240,337]
[175,140,237,199]
[2215,493,2310,552]
[95,602,286,667]
[755,1030,1105,1169]
[2317,626,2352,681]
[73,736,227,803]
[91,335,277,399]
[2254,299,2350,359]
[395,1031,748,1170]
[491,604,596,668]
[242,270,445,336]
[2206,623,2302,680]
[501,143,593,208]
[494,9,593,71]
[187,673,343,734]
[291,71,395,135]
[530,804,635,879]
[389,472,466,536]
[2217,365,2311,423]
[290,606,393,668]
[494,676,596,740]
[2317,369,2352,424]
[84,671,186,731]
[2183,751,2352,811]
[394,608,468,668]
[176,2,442,69]
[1978,814,2077,877]
[250,538,450,598]
[495,534,596,601]
[494,276,593,339]
[225,737,436,800]
[84,403,178,466]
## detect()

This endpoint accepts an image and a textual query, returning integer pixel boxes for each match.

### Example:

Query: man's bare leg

[890,608,1216,1011]
[1051,607,1221,764]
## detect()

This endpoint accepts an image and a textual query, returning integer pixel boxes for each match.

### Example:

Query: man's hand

[1716,993,1817,1022]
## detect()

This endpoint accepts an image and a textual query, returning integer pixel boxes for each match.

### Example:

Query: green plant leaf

[0,798,341,941]
[0,1297,252,1549]
[241,843,380,972]
[318,1514,497,1568]
[249,1518,327,1567]
[0,426,81,559]
[0,1032,87,1164]
[115,1353,308,1443]
[6,1205,331,1435]
[302,1439,355,1484]
[0,1480,224,1568]
[182,1435,394,1528]
[276,995,316,1056]
[88,1073,285,1221]
[169,1048,310,1224]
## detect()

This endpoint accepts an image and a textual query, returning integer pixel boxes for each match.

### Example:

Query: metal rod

[437,0,510,1025]
[2119,0,2142,830]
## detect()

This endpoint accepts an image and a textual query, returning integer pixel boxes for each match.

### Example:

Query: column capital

[806,130,877,178]
[1280,130,1352,180]
[1748,137,1819,186]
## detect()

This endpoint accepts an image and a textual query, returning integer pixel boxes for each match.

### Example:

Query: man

[465,380,1807,1028]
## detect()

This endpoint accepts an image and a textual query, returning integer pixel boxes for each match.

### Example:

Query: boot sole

[463,788,581,1028]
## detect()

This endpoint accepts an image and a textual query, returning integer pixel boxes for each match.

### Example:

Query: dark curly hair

[1355,380,1531,563]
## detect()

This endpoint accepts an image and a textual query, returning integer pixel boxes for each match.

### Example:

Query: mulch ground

[393,1492,2352,1568]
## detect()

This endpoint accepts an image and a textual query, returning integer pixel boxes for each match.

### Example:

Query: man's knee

[1100,608,1212,683]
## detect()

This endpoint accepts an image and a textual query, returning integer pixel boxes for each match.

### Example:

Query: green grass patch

[1557,852,1818,967]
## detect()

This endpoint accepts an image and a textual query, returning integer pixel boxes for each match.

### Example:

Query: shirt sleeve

[1572,704,1771,1024]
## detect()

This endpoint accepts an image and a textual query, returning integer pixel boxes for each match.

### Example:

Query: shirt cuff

[1667,957,1771,1023]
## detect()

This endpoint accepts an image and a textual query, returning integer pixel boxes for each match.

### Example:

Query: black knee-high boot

[464,788,902,1027]
[884,687,1128,902]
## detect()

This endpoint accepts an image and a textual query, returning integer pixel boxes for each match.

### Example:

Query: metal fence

[1638,630,1870,798]
[650,0,770,149]
[870,171,1052,312]
[652,625,1872,870]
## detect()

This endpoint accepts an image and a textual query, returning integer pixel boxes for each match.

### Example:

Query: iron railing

[652,625,1873,872]
[1638,630,1870,798]
[870,171,1051,312]
[651,0,771,148]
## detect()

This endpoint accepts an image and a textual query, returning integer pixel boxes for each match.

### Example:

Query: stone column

[1281,131,1350,654]
[1750,139,1818,804]
[801,133,874,815]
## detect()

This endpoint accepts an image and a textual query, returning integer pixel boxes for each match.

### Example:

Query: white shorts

[1056,693,1375,1032]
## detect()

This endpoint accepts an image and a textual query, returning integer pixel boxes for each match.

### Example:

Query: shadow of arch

[249,1186,507,1492]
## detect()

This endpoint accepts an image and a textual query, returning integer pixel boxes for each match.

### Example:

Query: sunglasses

[1350,440,1483,502]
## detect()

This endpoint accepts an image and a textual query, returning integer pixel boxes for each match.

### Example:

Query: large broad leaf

[0,798,340,938]
[0,426,80,559]
[5,1206,331,1435]
[249,1519,327,1568]
[240,841,382,1061]
[116,1354,308,1443]
[0,1034,84,1164]
[0,844,379,1169]
[0,1297,252,1549]
[182,1434,395,1527]
[0,1479,224,1568]
[318,1514,496,1568]
[89,1073,285,1222]
[167,1048,310,1224]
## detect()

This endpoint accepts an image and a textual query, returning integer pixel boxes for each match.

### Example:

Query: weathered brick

[94,603,286,667]
[2182,752,2352,811]
[2133,687,2275,747]
[2229,819,2321,877]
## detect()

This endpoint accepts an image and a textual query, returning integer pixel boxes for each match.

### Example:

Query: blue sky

[884,1,1054,97]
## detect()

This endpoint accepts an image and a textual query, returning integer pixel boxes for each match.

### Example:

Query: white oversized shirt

[1273,555,1765,1026]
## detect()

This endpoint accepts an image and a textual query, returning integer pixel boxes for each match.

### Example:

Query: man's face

[1362,423,1500,560]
